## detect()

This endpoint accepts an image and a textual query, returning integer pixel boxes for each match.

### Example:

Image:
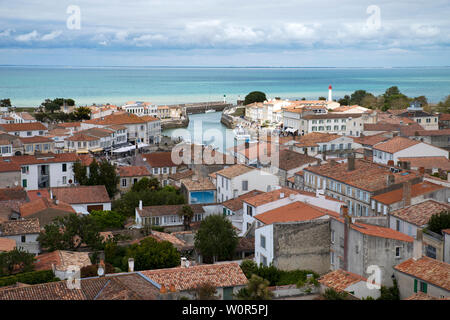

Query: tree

[37,214,104,251]
[73,106,91,120]
[427,210,450,234]
[240,259,258,279]
[131,177,160,192]
[73,159,119,197]
[338,95,350,105]
[349,90,372,105]
[236,274,273,300]
[318,96,326,101]
[53,98,75,107]
[0,248,36,276]
[73,161,88,185]
[90,210,126,230]
[40,99,61,114]
[194,215,238,262]
[437,95,450,113]
[244,91,267,105]
[178,205,194,231]
[194,282,219,300]
[322,288,349,300]
[360,94,377,109]
[377,278,399,300]
[125,237,180,271]
[0,98,11,108]
[98,160,120,197]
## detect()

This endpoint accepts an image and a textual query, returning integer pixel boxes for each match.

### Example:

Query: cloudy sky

[0,0,449,67]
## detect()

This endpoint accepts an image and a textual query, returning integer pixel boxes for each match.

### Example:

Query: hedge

[0,270,60,287]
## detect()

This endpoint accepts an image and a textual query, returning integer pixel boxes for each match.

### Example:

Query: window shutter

[414,279,418,293]
[422,282,428,294]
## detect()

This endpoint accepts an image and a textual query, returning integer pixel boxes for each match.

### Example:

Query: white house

[0,122,48,138]
[373,136,449,165]
[122,101,158,117]
[50,185,111,214]
[215,164,279,203]
[0,218,40,255]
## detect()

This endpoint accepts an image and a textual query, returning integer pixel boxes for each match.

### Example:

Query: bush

[377,279,399,300]
[322,288,349,300]
[0,270,59,287]
[80,262,115,278]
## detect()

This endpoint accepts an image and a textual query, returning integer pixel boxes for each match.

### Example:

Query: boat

[205,109,215,113]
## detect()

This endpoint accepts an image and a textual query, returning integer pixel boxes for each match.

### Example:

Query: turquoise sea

[1,66,450,107]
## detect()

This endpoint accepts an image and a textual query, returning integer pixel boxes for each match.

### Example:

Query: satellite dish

[97,266,104,276]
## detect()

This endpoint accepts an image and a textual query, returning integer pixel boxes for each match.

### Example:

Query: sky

[0,0,449,67]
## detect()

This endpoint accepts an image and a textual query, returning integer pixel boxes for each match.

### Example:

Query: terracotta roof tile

[304,159,420,192]
[294,132,342,148]
[397,157,450,171]
[34,250,91,272]
[141,262,248,291]
[51,185,110,204]
[169,169,194,181]
[215,164,255,179]
[371,181,445,205]
[84,113,147,125]
[118,166,151,177]
[394,256,450,290]
[180,177,215,191]
[390,200,450,227]
[373,136,420,153]
[19,197,76,217]
[254,201,335,224]
[244,187,299,207]
[318,269,367,292]
[0,122,47,132]
[222,190,264,211]
[0,218,40,236]
[142,152,176,168]
[278,149,318,171]
[0,187,27,201]
[404,292,448,300]
[0,237,16,252]
[19,136,53,144]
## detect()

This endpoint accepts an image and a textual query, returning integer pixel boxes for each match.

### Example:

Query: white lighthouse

[327,85,333,102]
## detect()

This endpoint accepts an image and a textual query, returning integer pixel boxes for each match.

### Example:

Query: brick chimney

[386,174,395,187]
[347,156,355,171]
[413,229,423,260]
[402,181,412,207]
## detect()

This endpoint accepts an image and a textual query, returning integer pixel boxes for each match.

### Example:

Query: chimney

[402,181,411,207]
[386,174,395,187]
[181,257,187,268]
[97,260,105,277]
[387,160,394,166]
[340,205,348,218]
[347,156,355,171]
[160,284,167,294]
[413,229,423,260]
[169,284,176,292]
[289,193,296,201]
[128,258,134,272]
[139,200,143,210]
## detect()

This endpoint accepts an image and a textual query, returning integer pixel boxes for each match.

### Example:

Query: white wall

[255,224,274,266]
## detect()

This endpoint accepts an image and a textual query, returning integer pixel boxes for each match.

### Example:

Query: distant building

[0,218,40,255]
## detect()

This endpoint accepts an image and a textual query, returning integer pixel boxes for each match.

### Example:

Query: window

[21,235,26,243]
[395,247,401,258]
[39,131,44,135]
[261,254,267,267]
[62,176,67,184]
[426,245,437,259]
[21,166,29,174]
[331,230,335,243]
[330,252,335,265]
[22,179,27,188]
[62,163,67,172]
[223,207,227,216]
[122,179,127,187]
[27,131,32,136]
[420,281,428,293]
[396,220,400,231]
[247,206,253,217]
[242,180,248,191]
[260,235,266,249]
[162,167,168,174]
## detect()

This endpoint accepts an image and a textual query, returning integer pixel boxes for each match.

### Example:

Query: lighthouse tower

[327,85,333,102]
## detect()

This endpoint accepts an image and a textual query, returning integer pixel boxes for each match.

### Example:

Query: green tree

[0,98,11,108]
[437,95,450,113]
[53,98,75,107]
[377,279,399,300]
[360,94,377,109]
[240,259,258,279]
[40,99,61,113]
[338,95,350,105]
[87,159,101,186]
[131,177,161,192]
[125,237,180,271]
[322,288,349,300]
[90,210,126,230]
[73,161,88,185]
[73,106,91,120]
[236,274,273,300]
[349,90,372,105]
[194,282,219,300]
[427,210,450,234]
[244,91,267,105]
[318,96,326,101]
[0,248,36,276]
[98,159,120,197]
[178,205,194,231]
[194,215,238,262]
[37,214,103,251]
[74,159,119,197]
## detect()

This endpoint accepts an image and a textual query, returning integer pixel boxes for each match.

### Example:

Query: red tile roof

[18,136,53,144]
[0,218,40,236]
[215,164,255,179]
[333,217,414,242]
[140,262,248,291]
[0,122,47,132]
[394,256,450,290]
[404,292,449,300]
[397,157,450,171]
[1,153,79,166]
[142,152,176,168]
[118,166,151,177]
[371,181,445,205]
[390,200,450,227]
[318,269,367,292]
[278,149,318,171]
[222,190,264,211]
[84,113,147,125]
[373,136,420,153]
[19,197,76,217]
[254,201,335,224]
[0,187,27,201]
[244,187,299,207]
[294,132,342,148]
[51,185,111,204]
[0,237,16,252]
[34,250,91,272]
